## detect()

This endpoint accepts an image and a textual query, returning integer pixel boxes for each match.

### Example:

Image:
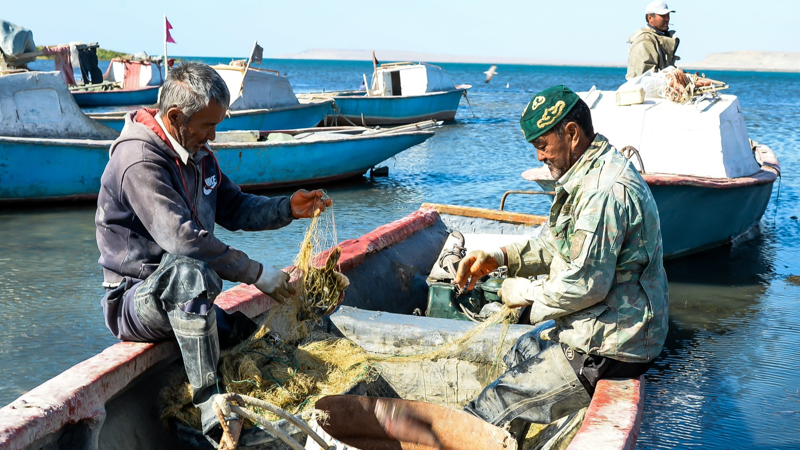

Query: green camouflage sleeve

[510,190,629,322]
[505,225,556,278]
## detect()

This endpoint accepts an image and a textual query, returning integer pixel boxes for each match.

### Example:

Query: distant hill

[681,51,800,73]
[36,46,128,61]
[276,48,623,67]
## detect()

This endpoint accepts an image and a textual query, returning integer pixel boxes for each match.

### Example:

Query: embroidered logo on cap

[537,101,566,129]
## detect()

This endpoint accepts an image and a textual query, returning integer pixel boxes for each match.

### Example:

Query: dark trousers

[101,254,256,434]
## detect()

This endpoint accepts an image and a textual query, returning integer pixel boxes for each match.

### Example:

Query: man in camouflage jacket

[456,85,669,436]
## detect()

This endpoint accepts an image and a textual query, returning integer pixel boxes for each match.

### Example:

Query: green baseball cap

[520,85,580,142]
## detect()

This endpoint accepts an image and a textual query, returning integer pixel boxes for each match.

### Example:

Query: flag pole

[163,15,169,78]
[238,40,258,100]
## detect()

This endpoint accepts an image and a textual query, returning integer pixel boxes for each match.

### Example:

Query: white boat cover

[104,59,164,89]
[212,65,299,111]
[0,71,119,139]
[582,92,760,179]
[0,20,37,65]
[372,63,456,96]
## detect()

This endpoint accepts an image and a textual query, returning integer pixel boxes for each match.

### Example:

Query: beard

[545,162,565,180]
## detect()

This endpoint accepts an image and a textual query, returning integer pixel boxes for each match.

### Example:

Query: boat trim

[522,145,780,189]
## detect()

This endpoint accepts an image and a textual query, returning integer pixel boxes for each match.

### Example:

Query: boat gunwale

[522,144,780,190]
[70,85,161,96]
[0,205,641,450]
[86,99,334,120]
[301,87,469,100]
[0,127,434,149]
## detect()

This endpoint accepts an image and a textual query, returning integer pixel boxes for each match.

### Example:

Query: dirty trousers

[101,254,255,434]
[464,322,591,427]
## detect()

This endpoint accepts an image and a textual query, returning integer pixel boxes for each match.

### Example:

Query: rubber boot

[168,305,225,436]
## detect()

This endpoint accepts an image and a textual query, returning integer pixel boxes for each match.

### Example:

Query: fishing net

[158,199,522,431]
[159,198,363,429]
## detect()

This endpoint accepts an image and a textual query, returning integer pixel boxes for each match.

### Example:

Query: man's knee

[143,254,223,307]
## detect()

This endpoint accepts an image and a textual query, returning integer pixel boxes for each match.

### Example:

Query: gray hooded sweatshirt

[95,108,295,289]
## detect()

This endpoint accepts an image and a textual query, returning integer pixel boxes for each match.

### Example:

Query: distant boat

[71,57,164,107]
[521,88,780,259]
[299,62,472,126]
[87,64,333,132]
[0,71,436,204]
[0,204,644,450]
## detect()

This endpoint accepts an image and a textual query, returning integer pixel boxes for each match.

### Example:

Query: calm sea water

[2,59,799,449]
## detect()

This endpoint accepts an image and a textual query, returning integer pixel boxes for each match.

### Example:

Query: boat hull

[0,130,432,203]
[649,182,773,258]
[329,89,465,125]
[89,101,333,133]
[0,205,642,450]
[72,86,160,107]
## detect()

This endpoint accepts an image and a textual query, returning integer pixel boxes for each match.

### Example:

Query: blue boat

[301,62,471,126]
[0,71,436,203]
[519,90,780,259]
[88,100,333,133]
[72,85,160,107]
[86,64,333,132]
[71,58,164,107]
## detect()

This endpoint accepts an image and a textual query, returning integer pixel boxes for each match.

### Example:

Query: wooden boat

[521,90,780,259]
[71,58,164,107]
[0,71,435,204]
[299,62,471,126]
[87,64,333,132]
[0,204,644,450]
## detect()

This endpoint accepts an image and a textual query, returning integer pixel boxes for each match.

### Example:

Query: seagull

[484,65,497,83]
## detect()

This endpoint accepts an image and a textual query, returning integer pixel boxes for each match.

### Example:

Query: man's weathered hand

[290,190,332,218]
[253,265,296,303]
[499,278,534,309]
[455,250,500,291]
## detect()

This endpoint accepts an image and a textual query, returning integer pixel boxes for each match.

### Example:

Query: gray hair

[158,62,230,118]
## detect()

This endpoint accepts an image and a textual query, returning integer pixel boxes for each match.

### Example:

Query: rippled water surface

[2,59,799,448]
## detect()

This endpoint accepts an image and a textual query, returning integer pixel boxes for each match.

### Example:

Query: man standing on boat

[455,85,669,439]
[626,1,679,79]
[95,62,332,439]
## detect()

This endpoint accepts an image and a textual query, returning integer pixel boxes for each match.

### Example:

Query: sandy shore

[277,49,800,73]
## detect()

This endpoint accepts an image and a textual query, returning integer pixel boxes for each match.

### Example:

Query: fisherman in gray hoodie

[95,62,334,438]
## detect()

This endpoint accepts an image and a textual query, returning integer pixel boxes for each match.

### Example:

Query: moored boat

[71,57,164,107]
[0,71,435,204]
[0,204,644,450]
[87,63,333,132]
[299,62,471,126]
[521,89,780,259]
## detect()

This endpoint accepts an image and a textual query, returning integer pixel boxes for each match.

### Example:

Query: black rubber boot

[168,306,225,435]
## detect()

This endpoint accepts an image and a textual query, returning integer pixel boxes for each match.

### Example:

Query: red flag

[165,17,176,44]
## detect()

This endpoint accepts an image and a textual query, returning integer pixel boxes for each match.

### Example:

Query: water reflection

[640,229,800,449]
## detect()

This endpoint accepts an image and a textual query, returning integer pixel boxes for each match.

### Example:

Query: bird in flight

[484,65,497,83]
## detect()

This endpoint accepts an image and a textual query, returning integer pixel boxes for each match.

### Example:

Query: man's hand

[455,250,502,291]
[498,278,534,309]
[253,264,296,303]
[290,190,332,219]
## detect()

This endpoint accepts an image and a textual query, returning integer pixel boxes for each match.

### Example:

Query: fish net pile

[159,200,368,429]
[158,198,521,431]
[663,68,728,104]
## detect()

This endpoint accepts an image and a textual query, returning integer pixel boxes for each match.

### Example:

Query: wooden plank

[421,203,547,225]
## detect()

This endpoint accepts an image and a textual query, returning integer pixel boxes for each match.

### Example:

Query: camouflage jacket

[504,134,669,363]
[626,26,680,80]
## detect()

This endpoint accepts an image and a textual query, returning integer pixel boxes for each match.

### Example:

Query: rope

[212,393,333,450]
[462,90,476,118]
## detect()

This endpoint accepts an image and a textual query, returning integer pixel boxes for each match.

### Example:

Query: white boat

[522,86,779,259]
[300,62,472,126]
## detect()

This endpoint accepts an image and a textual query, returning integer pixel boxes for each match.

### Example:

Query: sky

[4,0,798,64]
